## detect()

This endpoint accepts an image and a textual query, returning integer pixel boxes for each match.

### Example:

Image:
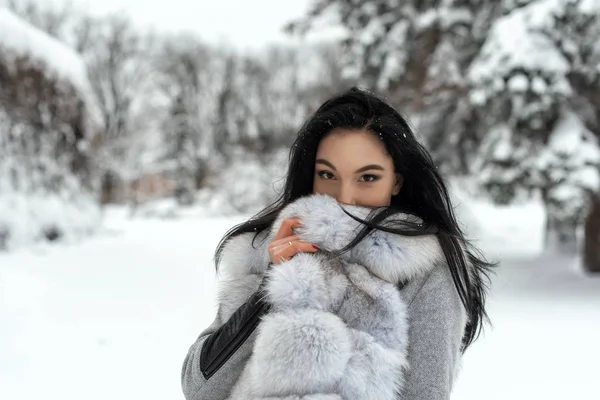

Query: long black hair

[214,87,495,352]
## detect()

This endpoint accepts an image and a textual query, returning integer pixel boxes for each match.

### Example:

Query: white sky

[52,0,314,49]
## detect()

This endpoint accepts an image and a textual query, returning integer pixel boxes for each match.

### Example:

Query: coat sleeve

[401,264,467,400]
[181,280,269,400]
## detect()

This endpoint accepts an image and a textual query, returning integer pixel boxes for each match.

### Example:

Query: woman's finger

[267,235,300,251]
[270,239,316,256]
[270,241,319,263]
[273,218,302,241]
[293,241,320,254]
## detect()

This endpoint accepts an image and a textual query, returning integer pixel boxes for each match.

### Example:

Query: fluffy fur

[218,194,445,399]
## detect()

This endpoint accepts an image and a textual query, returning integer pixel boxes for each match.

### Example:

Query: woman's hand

[267,218,319,265]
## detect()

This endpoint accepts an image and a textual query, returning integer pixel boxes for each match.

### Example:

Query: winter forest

[1,0,599,399]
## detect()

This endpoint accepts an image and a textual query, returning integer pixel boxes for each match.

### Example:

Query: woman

[181,87,493,400]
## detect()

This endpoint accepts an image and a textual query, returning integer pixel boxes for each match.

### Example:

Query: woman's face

[313,129,403,208]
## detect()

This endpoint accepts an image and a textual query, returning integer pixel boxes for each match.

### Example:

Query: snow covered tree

[211,54,263,156]
[294,43,351,112]
[469,0,600,251]
[80,16,160,201]
[0,8,102,248]
[212,47,309,157]
[3,0,72,38]
[240,47,309,152]
[153,34,222,203]
[165,94,196,205]
[543,0,600,270]
[213,54,237,156]
[5,1,166,203]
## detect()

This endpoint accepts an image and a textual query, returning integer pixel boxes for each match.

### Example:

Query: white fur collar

[220,194,444,285]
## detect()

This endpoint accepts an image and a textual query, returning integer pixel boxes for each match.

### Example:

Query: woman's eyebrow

[315,160,385,173]
[315,159,337,171]
[355,164,385,173]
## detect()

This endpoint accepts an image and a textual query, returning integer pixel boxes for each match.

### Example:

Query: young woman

[181,87,493,400]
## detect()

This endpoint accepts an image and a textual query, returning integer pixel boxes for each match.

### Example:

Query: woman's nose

[336,185,356,206]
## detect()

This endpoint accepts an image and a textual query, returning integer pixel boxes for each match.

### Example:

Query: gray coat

[182,194,467,399]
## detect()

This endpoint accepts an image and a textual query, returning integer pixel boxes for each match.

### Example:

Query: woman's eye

[318,171,335,180]
[361,174,380,182]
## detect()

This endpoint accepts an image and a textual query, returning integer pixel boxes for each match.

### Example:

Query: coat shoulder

[398,261,462,313]
[218,230,270,279]
[214,230,271,322]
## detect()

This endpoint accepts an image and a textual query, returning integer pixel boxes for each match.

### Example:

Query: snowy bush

[213,148,287,214]
[0,9,102,250]
[132,148,288,219]
[0,191,101,250]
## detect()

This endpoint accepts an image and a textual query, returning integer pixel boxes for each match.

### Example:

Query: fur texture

[218,194,445,399]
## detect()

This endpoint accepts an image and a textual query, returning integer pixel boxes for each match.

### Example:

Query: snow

[507,74,529,92]
[0,191,102,250]
[0,8,101,127]
[2,190,599,400]
[450,182,546,258]
[468,0,571,92]
[0,212,239,400]
[452,253,600,400]
[415,6,472,30]
[539,109,600,191]
[549,110,600,157]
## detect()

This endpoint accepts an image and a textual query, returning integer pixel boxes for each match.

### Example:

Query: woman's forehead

[316,129,393,163]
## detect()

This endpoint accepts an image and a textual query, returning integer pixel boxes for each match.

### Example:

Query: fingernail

[313,245,320,250]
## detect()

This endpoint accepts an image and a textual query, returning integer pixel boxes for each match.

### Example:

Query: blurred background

[0,0,599,399]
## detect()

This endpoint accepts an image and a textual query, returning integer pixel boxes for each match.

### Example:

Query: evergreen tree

[470,0,600,250]
[167,93,196,205]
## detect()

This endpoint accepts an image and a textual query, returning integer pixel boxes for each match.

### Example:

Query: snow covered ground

[1,199,599,400]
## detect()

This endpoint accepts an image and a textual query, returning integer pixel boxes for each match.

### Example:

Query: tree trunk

[544,215,579,254]
[583,195,600,273]
[390,24,442,113]
[542,187,579,254]
[100,170,117,204]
